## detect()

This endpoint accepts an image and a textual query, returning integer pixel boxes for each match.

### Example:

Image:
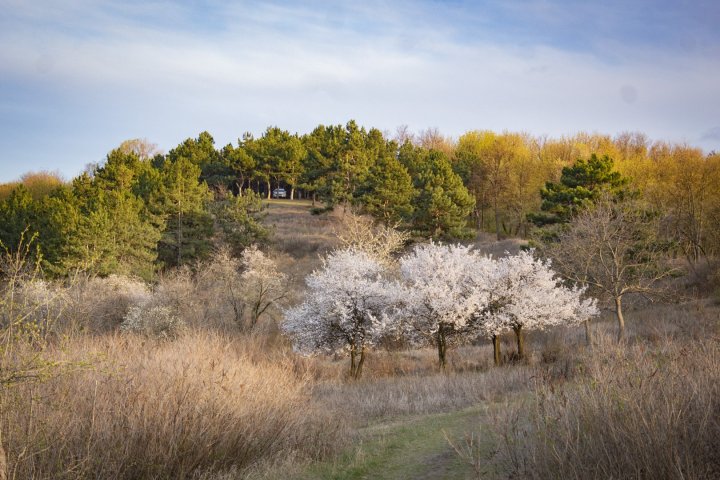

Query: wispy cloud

[1,0,719,181]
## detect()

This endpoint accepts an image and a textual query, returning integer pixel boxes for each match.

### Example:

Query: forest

[2,122,719,279]
[0,122,719,479]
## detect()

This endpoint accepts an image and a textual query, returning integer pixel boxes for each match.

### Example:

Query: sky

[1,0,719,182]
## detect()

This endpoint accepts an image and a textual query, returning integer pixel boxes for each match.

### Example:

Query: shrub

[120,304,185,339]
[494,337,720,479]
[2,332,348,479]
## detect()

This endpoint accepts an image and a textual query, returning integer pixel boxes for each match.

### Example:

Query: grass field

[1,200,718,479]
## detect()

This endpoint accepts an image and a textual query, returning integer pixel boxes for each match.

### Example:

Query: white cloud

[0,0,719,181]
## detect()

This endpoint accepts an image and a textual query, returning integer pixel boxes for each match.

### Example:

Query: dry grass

[2,331,347,480]
[314,365,533,425]
[263,200,340,260]
[492,329,720,479]
[3,205,718,480]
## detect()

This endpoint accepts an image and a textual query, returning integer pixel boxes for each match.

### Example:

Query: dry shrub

[64,274,150,332]
[333,212,410,265]
[2,331,347,479]
[494,336,720,479]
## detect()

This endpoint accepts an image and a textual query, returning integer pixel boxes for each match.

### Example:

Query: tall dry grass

[1,331,347,479]
[493,333,720,479]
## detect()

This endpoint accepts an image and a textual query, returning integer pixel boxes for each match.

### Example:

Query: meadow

[1,200,718,479]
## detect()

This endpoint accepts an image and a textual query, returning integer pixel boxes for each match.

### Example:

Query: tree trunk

[494,197,501,241]
[615,296,625,342]
[356,346,366,380]
[349,345,357,378]
[176,210,183,267]
[349,344,366,380]
[584,319,592,347]
[492,334,501,366]
[266,180,271,199]
[437,325,447,370]
[312,192,316,206]
[513,325,525,360]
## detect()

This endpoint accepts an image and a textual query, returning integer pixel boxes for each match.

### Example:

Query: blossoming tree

[479,250,598,360]
[400,242,495,369]
[282,248,401,379]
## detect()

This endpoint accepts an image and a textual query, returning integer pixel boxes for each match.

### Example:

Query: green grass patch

[294,405,498,480]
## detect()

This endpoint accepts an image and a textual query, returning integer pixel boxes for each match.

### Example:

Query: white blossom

[480,250,599,336]
[120,304,185,339]
[282,248,401,357]
[399,242,493,339]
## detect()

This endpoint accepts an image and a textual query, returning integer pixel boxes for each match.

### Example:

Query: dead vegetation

[0,200,718,479]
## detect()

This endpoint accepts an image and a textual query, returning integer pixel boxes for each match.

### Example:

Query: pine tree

[357,152,415,224]
[409,149,474,238]
[157,157,213,267]
[529,154,627,226]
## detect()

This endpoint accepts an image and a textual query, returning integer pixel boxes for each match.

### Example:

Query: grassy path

[295,405,499,480]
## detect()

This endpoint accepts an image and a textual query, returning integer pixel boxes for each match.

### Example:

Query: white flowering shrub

[399,244,598,365]
[282,248,402,379]
[120,304,185,339]
[151,267,199,326]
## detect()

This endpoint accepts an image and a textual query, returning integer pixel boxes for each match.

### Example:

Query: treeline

[1,122,719,279]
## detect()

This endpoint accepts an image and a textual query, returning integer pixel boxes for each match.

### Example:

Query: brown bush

[494,335,720,479]
[2,331,347,479]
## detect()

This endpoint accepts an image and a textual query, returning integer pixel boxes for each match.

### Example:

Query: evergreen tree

[219,143,256,195]
[0,186,36,250]
[529,154,627,226]
[167,131,221,187]
[357,152,415,224]
[157,157,213,267]
[64,189,160,279]
[409,148,474,238]
[300,124,343,205]
[212,190,269,256]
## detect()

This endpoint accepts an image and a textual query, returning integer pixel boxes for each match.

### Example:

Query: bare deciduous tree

[240,245,289,329]
[547,195,678,342]
[333,213,409,266]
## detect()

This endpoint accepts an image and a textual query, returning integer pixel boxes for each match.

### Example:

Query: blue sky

[1,0,719,182]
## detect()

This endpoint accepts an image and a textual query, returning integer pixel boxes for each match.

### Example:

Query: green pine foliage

[402,146,475,238]
[357,152,415,224]
[156,157,213,268]
[529,154,628,226]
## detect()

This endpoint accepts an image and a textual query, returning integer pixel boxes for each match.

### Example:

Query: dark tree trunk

[437,324,447,370]
[585,319,592,346]
[349,344,366,380]
[513,325,525,360]
[492,334,501,366]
